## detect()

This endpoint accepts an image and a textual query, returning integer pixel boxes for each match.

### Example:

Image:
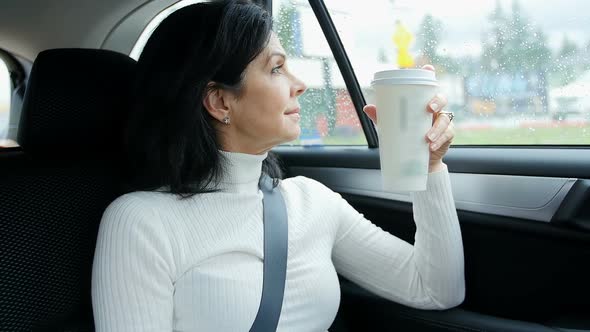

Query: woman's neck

[216,150,268,194]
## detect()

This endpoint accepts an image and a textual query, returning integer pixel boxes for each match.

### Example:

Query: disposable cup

[371,69,438,192]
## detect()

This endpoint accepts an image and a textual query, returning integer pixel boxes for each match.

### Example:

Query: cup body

[372,69,438,192]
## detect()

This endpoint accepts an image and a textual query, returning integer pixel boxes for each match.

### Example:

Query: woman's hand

[362,65,454,173]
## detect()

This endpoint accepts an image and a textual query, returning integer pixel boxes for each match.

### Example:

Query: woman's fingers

[430,122,455,151]
[427,93,448,114]
[426,111,452,142]
[421,64,441,112]
[422,64,435,72]
[363,104,377,124]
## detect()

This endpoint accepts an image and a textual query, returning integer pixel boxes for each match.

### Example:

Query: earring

[222,116,230,125]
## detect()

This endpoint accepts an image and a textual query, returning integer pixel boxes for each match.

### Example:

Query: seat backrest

[0,49,136,332]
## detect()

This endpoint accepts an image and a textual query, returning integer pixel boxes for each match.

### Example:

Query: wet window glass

[324,0,590,145]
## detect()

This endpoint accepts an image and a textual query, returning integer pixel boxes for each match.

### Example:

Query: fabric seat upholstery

[0,49,136,332]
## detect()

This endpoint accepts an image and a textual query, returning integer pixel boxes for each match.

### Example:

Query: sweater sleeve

[331,164,465,310]
[91,195,175,331]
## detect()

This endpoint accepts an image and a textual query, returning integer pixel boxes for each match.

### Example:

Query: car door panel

[339,281,565,332]
[274,147,590,332]
[287,166,575,223]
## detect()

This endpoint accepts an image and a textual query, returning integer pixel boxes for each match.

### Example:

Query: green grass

[453,126,590,145]
[284,126,590,146]
[322,134,367,145]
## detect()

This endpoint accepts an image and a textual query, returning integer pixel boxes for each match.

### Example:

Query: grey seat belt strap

[250,174,289,332]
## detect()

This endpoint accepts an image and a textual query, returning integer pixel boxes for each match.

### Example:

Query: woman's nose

[291,75,307,97]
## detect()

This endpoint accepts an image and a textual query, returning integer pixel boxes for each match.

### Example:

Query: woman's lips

[284,107,300,115]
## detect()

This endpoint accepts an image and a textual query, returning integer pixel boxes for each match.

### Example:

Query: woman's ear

[203,83,231,124]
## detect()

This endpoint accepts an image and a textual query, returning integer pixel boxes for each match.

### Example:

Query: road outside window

[317,0,590,145]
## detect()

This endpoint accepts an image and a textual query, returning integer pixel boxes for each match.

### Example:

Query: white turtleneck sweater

[91,151,464,332]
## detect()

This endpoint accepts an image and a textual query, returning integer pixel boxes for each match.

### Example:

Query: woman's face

[215,33,307,154]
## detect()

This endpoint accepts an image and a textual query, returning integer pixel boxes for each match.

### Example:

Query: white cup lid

[372,69,437,86]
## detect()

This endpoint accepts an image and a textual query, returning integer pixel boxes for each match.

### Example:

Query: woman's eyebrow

[267,52,286,64]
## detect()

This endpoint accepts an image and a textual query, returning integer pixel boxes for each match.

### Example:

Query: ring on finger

[437,111,454,122]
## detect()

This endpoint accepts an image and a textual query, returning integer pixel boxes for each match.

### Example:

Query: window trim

[274,145,590,178]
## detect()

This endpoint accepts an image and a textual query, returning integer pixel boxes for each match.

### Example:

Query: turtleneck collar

[217,150,268,193]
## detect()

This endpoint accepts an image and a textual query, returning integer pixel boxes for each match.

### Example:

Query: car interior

[0,0,589,331]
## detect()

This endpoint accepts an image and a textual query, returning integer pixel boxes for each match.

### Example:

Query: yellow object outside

[393,20,415,68]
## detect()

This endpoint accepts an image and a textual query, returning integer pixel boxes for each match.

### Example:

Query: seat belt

[250,174,289,332]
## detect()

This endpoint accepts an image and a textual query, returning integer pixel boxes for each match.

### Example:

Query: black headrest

[18,49,136,157]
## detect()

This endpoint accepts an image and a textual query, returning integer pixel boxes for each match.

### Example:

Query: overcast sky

[390,0,590,55]
[278,0,590,59]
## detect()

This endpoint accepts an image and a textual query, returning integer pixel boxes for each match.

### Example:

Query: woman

[91,0,464,331]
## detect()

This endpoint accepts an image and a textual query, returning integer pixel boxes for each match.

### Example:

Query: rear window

[0,58,14,148]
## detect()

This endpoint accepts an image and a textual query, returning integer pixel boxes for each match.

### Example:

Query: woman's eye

[271,64,283,74]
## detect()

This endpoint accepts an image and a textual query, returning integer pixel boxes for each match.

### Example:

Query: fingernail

[428,133,438,141]
[431,143,438,150]
[430,103,439,112]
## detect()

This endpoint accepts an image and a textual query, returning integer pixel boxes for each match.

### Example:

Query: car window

[0,58,13,148]
[324,0,590,145]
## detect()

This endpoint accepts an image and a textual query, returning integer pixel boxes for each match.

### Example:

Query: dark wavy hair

[125,0,283,198]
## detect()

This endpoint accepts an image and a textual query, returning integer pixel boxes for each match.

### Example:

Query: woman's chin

[277,126,301,145]
[288,125,301,141]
